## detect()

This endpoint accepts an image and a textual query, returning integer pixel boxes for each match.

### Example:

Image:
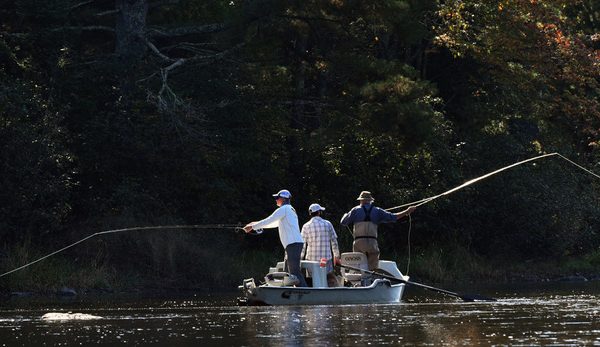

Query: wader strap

[361,205,373,222]
[354,236,377,240]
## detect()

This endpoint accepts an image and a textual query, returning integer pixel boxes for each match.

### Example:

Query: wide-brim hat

[356,191,374,201]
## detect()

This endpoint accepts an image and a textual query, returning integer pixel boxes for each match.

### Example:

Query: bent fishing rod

[337,263,495,302]
[3,152,597,279]
[384,152,600,276]
[386,152,600,211]
[0,224,262,279]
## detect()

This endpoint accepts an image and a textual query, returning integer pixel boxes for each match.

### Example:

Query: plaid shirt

[301,217,340,272]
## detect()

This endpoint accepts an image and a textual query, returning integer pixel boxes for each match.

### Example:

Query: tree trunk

[115,0,148,103]
[115,0,148,63]
[292,35,307,129]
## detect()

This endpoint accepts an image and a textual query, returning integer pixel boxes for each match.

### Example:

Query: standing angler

[243,189,308,287]
[340,191,416,271]
[301,203,341,287]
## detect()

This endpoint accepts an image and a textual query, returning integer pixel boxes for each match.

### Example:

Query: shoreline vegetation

[1,1,599,298]
[2,240,600,296]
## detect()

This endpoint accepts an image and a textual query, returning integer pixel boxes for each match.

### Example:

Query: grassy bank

[402,245,600,284]
[2,232,600,294]
[0,242,117,293]
[0,231,284,294]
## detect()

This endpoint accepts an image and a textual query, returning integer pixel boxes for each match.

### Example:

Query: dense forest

[1,0,599,292]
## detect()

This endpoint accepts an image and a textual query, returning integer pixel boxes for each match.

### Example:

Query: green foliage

[424,0,600,263]
[0,72,75,242]
[407,243,500,283]
[0,240,116,292]
[435,0,600,143]
[0,0,599,291]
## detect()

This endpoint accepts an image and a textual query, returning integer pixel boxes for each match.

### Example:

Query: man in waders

[340,191,416,271]
[243,189,308,287]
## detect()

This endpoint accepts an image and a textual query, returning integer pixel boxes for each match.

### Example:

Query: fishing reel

[236,227,264,235]
[249,228,263,235]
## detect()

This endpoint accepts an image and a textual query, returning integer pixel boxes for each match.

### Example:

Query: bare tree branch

[184,42,245,65]
[160,42,219,56]
[276,14,342,24]
[143,31,244,67]
[147,23,228,37]
[164,58,186,72]
[0,32,28,39]
[147,40,242,117]
[70,0,95,11]
[149,0,181,9]
[52,26,115,33]
[96,9,120,17]
[139,15,244,120]
[137,71,159,83]
[141,35,176,62]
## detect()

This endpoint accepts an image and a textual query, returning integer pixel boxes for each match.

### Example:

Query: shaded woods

[1,0,599,292]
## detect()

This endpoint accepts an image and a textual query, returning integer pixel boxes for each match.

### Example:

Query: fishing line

[0,224,245,279]
[5,153,597,280]
[386,152,600,211]
[405,214,411,276]
[386,152,600,276]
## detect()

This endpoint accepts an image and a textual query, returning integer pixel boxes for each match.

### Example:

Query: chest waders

[352,205,380,270]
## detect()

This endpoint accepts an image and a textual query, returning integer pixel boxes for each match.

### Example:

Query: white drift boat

[238,252,409,306]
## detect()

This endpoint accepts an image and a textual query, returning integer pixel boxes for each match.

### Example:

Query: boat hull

[240,278,405,306]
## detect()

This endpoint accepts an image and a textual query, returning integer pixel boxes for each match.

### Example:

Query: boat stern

[237,278,254,305]
[237,278,268,306]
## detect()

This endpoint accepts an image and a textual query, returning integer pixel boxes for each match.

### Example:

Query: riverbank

[2,247,600,297]
[405,246,600,285]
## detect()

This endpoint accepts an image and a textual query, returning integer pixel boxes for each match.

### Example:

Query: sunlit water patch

[0,282,598,346]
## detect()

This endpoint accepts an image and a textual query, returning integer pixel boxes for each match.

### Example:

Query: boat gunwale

[254,278,403,291]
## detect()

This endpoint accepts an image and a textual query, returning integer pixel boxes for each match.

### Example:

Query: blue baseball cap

[272,189,292,199]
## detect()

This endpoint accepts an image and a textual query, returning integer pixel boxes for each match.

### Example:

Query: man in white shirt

[243,189,308,287]
[301,203,340,287]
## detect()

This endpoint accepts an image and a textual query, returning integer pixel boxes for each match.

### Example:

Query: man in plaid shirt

[301,203,340,286]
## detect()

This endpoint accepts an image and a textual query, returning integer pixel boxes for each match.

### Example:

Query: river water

[1,281,599,346]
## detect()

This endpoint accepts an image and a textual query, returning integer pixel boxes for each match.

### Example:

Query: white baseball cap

[272,189,292,199]
[308,203,325,213]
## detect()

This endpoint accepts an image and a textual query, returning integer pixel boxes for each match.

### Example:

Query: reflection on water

[1,282,599,346]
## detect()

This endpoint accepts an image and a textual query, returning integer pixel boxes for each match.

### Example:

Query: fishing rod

[384,152,600,277]
[0,224,257,279]
[386,152,600,211]
[337,263,496,302]
[4,153,597,279]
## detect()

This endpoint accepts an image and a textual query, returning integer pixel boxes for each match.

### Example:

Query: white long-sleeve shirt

[252,204,304,248]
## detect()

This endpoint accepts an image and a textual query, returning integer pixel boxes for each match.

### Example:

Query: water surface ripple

[1,282,599,346]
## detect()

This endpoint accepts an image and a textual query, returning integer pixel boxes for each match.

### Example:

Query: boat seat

[264,272,300,287]
[340,252,368,283]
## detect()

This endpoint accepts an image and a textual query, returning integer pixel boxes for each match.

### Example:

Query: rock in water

[41,312,102,321]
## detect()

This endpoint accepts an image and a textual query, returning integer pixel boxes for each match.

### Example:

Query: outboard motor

[340,252,370,286]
